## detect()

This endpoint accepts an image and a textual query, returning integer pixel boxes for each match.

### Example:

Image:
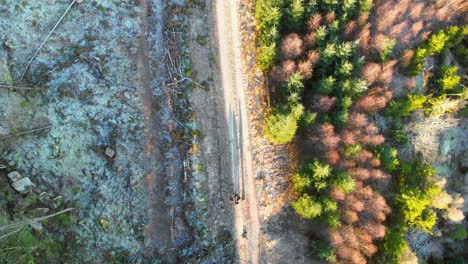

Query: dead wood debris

[164,29,206,91]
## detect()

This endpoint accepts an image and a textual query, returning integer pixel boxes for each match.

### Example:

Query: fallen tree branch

[20,0,78,81]
[0,125,53,141]
[0,227,24,241]
[0,84,47,90]
[173,72,206,90]
[0,208,74,232]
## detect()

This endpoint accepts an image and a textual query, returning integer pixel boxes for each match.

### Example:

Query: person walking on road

[242,225,247,238]
[229,192,240,204]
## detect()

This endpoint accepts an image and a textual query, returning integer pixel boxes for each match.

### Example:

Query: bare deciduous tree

[281,33,304,59]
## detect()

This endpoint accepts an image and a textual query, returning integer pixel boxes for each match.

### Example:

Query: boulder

[52,195,64,209]
[38,192,51,203]
[7,171,23,182]
[30,222,43,232]
[4,39,14,49]
[11,177,35,192]
[104,147,115,158]
[26,151,35,159]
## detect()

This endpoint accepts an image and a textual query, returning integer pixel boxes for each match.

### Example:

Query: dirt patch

[185,0,236,262]
[238,0,322,263]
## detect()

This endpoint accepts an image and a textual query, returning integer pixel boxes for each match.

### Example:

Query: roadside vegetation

[255,0,467,263]
[0,177,79,263]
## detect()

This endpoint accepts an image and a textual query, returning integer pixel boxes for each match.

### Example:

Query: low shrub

[396,188,438,233]
[317,75,336,95]
[379,38,396,62]
[374,146,399,172]
[292,193,323,219]
[407,25,468,76]
[435,66,461,92]
[286,0,305,30]
[300,111,318,126]
[449,224,468,240]
[258,43,278,71]
[286,72,305,94]
[385,93,427,117]
[310,240,337,262]
[256,0,283,70]
[331,172,356,193]
[424,95,460,117]
[426,30,450,55]
[378,227,408,263]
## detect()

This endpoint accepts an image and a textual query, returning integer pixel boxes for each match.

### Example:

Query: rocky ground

[401,113,468,260]
[1,1,153,261]
[0,0,232,263]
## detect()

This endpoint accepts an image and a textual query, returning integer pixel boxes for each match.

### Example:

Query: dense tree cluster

[256,0,466,263]
[407,25,467,75]
[307,114,393,263]
[357,0,465,59]
[257,1,397,262]
[263,0,385,144]
[376,159,447,263]
[382,27,466,121]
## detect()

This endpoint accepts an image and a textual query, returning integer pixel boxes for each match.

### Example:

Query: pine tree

[292,194,323,219]
[265,103,304,144]
[332,172,356,193]
[281,33,304,59]
[318,75,336,95]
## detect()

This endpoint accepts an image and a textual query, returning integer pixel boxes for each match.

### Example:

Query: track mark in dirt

[137,0,173,259]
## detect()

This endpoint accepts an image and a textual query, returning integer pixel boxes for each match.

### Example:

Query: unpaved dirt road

[215,0,260,263]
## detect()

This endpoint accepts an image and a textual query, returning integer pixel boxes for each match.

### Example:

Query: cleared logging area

[0,0,226,263]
